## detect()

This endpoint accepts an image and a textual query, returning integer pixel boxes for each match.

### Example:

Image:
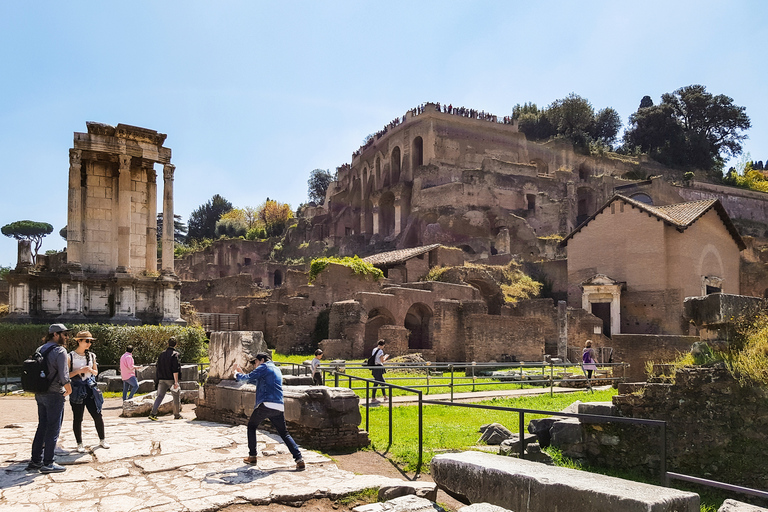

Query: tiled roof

[560,194,745,250]
[362,244,441,265]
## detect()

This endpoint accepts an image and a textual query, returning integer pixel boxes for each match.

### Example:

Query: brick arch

[405,302,433,349]
[364,307,396,355]
[390,146,401,184]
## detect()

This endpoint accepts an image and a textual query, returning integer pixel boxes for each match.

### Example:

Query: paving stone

[49,465,106,482]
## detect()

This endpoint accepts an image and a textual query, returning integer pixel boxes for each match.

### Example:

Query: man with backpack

[28,324,72,474]
[369,340,389,400]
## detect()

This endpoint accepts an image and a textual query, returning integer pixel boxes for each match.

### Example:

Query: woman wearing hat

[68,331,109,452]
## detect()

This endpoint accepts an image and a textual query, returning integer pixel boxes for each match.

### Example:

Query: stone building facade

[562,194,744,336]
[4,122,184,325]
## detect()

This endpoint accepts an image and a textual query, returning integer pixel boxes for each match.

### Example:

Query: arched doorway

[379,192,396,237]
[365,308,396,354]
[405,303,432,349]
[273,269,283,287]
[576,188,594,226]
[412,137,423,167]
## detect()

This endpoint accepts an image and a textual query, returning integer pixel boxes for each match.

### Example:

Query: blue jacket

[235,361,284,408]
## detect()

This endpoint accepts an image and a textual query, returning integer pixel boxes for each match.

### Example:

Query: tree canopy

[257,199,294,238]
[307,169,333,205]
[1,220,54,264]
[512,93,622,149]
[186,194,233,242]
[623,84,751,173]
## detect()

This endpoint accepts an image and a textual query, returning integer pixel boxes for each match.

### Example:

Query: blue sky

[1,1,766,267]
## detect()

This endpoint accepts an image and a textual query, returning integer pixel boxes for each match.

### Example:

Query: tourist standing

[120,345,141,401]
[28,324,72,474]
[235,353,305,470]
[68,331,108,452]
[310,349,324,386]
[582,340,597,380]
[370,340,389,400]
[148,337,181,421]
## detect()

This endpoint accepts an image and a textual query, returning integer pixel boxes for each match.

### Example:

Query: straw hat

[73,330,96,341]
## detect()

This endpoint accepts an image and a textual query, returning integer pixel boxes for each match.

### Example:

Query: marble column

[117,154,132,272]
[162,164,175,273]
[146,169,158,272]
[67,149,83,265]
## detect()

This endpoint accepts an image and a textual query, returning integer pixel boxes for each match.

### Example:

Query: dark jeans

[122,377,139,401]
[31,392,66,465]
[371,367,387,398]
[151,380,180,417]
[312,373,323,386]
[247,404,302,461]
[71,395,106,444]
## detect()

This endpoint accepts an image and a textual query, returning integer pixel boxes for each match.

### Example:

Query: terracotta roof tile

[362,244,441,265]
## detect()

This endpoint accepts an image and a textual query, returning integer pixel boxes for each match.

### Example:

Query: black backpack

[21,345,57,393]
[367,348,382,367]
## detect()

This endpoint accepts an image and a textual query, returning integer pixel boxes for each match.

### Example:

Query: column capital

[163,163,175,181]
[69,149,82,168]
[119,154,132,170]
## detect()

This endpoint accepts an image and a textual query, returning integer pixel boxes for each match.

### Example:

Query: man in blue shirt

[28,324,72,474]
[235,353,305,470]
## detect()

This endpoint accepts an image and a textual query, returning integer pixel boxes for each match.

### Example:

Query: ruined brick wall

[610,334,699,382]
[464,314,545,362]
[605,367,768,491]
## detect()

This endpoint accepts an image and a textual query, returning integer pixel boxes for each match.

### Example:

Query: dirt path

[0,395,465,511]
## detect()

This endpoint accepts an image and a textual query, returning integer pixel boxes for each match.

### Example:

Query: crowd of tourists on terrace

[353,102,514,158]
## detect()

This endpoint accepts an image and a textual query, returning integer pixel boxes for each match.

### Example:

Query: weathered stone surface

[180,364,199,382]
[207,331,269,381]
[577,401,617,419]
[121,391,178,417]
[136,365,156,381]
[101,375,124,392]
[431,451,699,512]
[284,386,362,429]
[527,417,558,447]
[718,499,768,512]
[550,418,582,447]
[137,379,155,393]
[478,423,513,445]
[179,380,199,390]
[378,481,438,502]
[458,504,514,512]
[497,433,537,456]
[353,494,446,512]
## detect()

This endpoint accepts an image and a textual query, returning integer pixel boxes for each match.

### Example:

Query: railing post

[519,411,526,459]
[661,421,667,486]
[426,361,430,395]
[550,363,554,397]
[334,371,339,387]
[388,385,393,446]
[472,362,476,392]
[365,381,370,433]
[450,364,454,402]
[418,391,423,473]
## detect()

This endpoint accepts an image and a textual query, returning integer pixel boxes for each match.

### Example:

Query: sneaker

[26,461,42,471]
[148,414,158,421]
[295,459,305,471]
[76,444,85,453]
[99,440,110,449]
[40,462,66,474]
[243,455,258,465]
[174,415,182,419]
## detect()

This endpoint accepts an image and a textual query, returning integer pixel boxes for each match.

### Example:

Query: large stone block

[207,331,269,381]
[718,499,768,512]
[121,392,179,417]
[353,495,444,512]
[431,451,699,512]
[103,375,124,392]
[180,364,199,382]
[137,379,155,393]
[283,386,362,429]
[136,365,156,382]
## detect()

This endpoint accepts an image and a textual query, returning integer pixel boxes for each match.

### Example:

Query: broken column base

[196,380,369,451]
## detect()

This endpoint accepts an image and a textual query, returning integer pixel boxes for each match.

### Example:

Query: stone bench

[431,451,699,512]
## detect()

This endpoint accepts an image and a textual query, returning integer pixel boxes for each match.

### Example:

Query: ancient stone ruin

[4,122,184,325]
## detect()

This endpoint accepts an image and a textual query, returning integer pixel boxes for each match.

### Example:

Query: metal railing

[329,369,768,503]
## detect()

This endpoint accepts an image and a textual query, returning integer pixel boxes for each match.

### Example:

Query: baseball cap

[48,323,70,334]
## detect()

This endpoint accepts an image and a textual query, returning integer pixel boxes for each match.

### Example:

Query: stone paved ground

[0,414,410,512]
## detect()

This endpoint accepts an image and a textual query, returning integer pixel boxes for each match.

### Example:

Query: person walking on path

[68,331,109,452]
[310,349,324,386]
[120,345,141,401]
[582,340,598,386]
[149,337,181,421]
[28,323,72,474]
[370,340,389,400]
[235,353,305,470]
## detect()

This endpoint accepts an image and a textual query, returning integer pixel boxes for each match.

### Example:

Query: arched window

[274,269,283,287]
[391,147,401,184]
[630,193,653,205]
[413,137,423,167]
[379,192,396,236]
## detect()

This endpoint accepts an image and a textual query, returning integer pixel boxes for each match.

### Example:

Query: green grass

[363,388,618,472]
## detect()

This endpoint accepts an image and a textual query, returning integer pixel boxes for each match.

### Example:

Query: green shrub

[308,256,384,284]
[0,324,207,366]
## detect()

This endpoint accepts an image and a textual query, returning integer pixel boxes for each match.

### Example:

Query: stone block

[283,375,313,386]
[378,481,438,502]
[96,382,107,393]
[550,418,582,446]
[137,380,155,393]
[527,417,558,448]
[577,401,618,421]
[498,432,537,456]
[103,375,124,392]
[121,392,179,417]
[459,504,514,512]
[207,331,269,381]
[179,381,199,390]
[718,499,768,512]
[98,369,117,380]
[180,389,198,404]
[478,423,513,445]
[617,382,646,394]
[180,364,199,382]
[431,451,699,512]
[352,495,444,512]
[137,366,156,382]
